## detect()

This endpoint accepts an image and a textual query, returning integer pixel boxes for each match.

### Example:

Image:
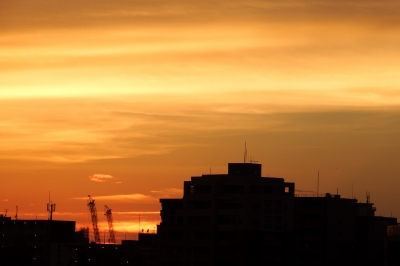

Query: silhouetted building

[294,194,358,266]
[157,162,295,266]
[0,217,75,266]
[356,201,397,266]
[50,233,156,266]
[387,224,400,266]
[294,194,396,266]
[51,242,131,266]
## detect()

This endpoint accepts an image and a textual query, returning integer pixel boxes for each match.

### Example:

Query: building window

[187,216,211,225]
[264,186,273,194]
[194,185,212,193]
[218,200,242,209]
[220,185,243,194]
[187,201,211,209]
[217,215,240,225]
[217,230,237,240]
[250,186,262,194]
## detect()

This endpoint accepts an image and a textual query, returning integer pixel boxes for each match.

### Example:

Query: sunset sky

[1,0,400,241]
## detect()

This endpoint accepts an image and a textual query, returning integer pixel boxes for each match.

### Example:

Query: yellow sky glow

[1,0,400,240]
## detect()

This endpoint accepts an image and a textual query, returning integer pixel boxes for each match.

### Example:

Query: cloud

[150,188,182,194]
[3,199,8,202]
[89,174,114,182]
[150,188,183,198]
[72,193,153,202]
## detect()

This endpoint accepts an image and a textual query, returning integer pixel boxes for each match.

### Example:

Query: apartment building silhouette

[158,162,295,266]
[158,162,397,266]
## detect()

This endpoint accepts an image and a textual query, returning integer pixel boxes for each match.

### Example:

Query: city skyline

[1,0,400,239]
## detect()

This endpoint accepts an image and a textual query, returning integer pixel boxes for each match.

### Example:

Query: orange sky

[1,0,400,241]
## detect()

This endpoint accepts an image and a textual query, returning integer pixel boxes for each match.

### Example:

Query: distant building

[294,194,358,266]
[356,201,397,266]
[157,162,295,266]
[387,224,400,266]
[50,233,156,266]
[0,216,75,265]
[294,194,396,266]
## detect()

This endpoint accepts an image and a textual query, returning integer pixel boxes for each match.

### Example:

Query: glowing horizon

[1,0,400,230]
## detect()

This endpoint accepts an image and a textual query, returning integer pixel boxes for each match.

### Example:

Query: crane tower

[104,205,116,244]
[87,195,101,243]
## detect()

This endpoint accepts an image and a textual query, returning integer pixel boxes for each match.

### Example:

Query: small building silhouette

[0,216,75,265]
[294,194,396,266]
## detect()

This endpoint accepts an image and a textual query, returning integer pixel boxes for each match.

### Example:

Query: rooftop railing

[294,194,328,197]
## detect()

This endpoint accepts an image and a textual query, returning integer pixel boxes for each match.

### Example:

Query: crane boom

[104,205,116,244]
[87,195,101,243]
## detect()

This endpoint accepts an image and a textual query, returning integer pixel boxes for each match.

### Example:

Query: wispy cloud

[3,199,8,202]
[72,193,153,202]
[150,188,183,198]
[88,174,114,182]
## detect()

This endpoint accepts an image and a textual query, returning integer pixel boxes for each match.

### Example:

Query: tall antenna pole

[317,170,319,196]
[244,142,247,163]
[15,206,18,220]
[352,184,354,199]
[47,192,56,221]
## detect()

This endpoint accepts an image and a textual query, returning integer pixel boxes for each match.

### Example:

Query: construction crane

[104,205,116,244]
[87,195,101,243]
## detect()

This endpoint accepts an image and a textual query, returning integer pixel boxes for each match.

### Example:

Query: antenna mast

[15,206,18,220]
[87,195,101,243]
[47,193,56,221]
[317,170,319,196]
[244,142,247,163]
[104,205,116,244]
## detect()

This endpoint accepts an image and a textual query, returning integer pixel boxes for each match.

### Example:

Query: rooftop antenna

[317,170,320,196]
[3,209,8,217]
[244,142,247,163]
[15,206,18,220]
[366,192,370,203]
[351,184,354,199]
[47,192,56,221]
[249,156,258,164]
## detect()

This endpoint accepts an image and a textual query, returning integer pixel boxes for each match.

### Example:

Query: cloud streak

[72,194,154,202]
[88,174,114,183]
